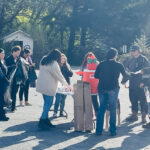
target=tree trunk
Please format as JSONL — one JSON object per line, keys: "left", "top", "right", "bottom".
{"left": 67, "top": 26, "right": 76, "bottom": 64}
{"left": 80, "top": 27, "right": 87, "bottom": 47}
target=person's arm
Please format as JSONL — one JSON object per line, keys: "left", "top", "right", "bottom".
{"left": 64, "top": 64, "right": 73, "bottom": 77}
{"left": 120, "top": 64, "right": 130, "bottom": 84}
{"left": 94, "top": 64, "right": 101, "bottom": 79}
{"left": 50, "top": 61, "right": 68, "bottom": 86}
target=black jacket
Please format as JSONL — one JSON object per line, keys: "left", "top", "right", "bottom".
{"left": 61, "top": 64, "right": 73, "bottom": 84}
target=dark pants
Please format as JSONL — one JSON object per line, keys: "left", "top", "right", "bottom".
{"left": 0, "top": 85, "right": 5, "bottom": 117}
{"left": 91, "top": 95, "right": 99, "bottom": 115}
{"left": 129, "top": 87, "right": 148, "bottom": 114}
{"left": 96, "top": 88, "right": 119, "bottom": 134}
{"left": 11, "top": 79, "right": 19, "bottom": 111}
{"left": 54, "top": 93, "right": 67, "bottom": 114}
{"left": 19, "top": 79, "right": 30, "bottom": 101}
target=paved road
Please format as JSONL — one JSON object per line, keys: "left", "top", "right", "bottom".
{"left": 0, "top": 68, "right": 150, "bottom": 150}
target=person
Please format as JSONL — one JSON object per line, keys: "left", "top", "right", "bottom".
{"left": 94, "top": 48, "right": 127, "bottom": 136}
{"left": 5, "top": 45, "right": 21, "bottom": 112}
{"left": 0, "top": 48, "right": 10, "bottom": 121}
{"left": 53, "top": 53, "right": 73, "bottom": 117}
{"left": 19, "top": 49, "right": 34, "bottom": 106}
{"left": 81, "top": 52, "right": 99, "bottom": 116}
{"left": 125, "top": 45, "right": 150, "bottom": 123}
{"left": 36, "top": 49, "right": 71, "bottom": 130}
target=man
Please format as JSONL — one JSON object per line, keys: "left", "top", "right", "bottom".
{"left": 5, "top": 45, "right": 21, "bottom": 112}
{"left": 94, "top": 48, "right": 127, "bottom": 136}
{"left": 125, "top": 45, "right": 150, "bottom": 123}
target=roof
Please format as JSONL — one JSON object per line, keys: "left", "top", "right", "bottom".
{"left": 3, "top": 30, "right": 32, "bottom": 40}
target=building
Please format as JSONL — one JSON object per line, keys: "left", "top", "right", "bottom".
{"left": 3, "top": 30, "right": 33, "bottom": 53}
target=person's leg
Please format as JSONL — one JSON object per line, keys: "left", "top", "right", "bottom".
{"left": 91, "top": 95, "right": 99, "bottom": 116}
{"left": 108, "top": 88, "right": 119, "bottom": 135}
{"left": 54, "top": 93, "right": 61, "bottom": 115}
{"left": 60, "top": 94, "right": 67, "bottom": 116}
{"left": 96, "top": 93, "right": 108, "bottom": 135}
{"left": 39, "top": 95, "right": 55, "bottom": 129}
{"left": 40, "top": 95, "right": 54, "bottom": 119}
{"left": 139, "top": 88, "right": 148, "bottom": 123}
{"left": 11, "top": 80, "right": 19, "bottom": 111}
{"left": 126, "top": 89, "right": 138, "bottom": 121}
{"left": 19, "top": 84, "right": 24, "bottom": 105}
{"left": 24, "top": 80, "right": 31, "bottom": 105}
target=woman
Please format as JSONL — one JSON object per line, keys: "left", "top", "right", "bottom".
{"left": 19, "top": 48, "right": 35, "bottom": 106}
{"left": 53, "top": 53, "right": 73, "bottom": 117}
{"left": 81, "top": 52, "right": 99, "bottom": 116}
{"left": 0, "top": 48, "right": 9, "bottom": 121}
{"left": 36, "top": 49, "right": 70, "bottom": 130}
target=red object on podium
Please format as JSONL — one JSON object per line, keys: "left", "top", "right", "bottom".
{"left": 76, "top": 54, "right": 99, "bottom": 94}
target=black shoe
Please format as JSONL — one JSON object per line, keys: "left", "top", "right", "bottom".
{"left": 96, "top": 132, "right": 102, "bottom": 136}
{"left": 38, "top": 119, "right": 51, "bottom": 130}
{"left": 126, "top": 115, "right": 138, "bottom": 122}
{"left": 45, "top": 119, "right": 56, "bottom": 128}
{"left": 143, "top": 122, "right": 150, "bottom": 128}
{"left": 0, "top": 116, "right": 9, "bottom": 121}
{"left": 59, "top": 113, "right": 66, "bottom": 117}
{"left": 110, "top": 132, "right": 116, "bottom": 136}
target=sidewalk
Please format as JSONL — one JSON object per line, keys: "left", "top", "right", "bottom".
{"left": 0, "top": 69, "right": 150, "bottom": 150}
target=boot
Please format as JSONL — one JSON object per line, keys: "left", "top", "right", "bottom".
{"left": 0, "top": 115, "right": 9, "bottom": 121}
{"left": 126, "top": 111, "right": 138, "bottom": 122}
{"left": 141, "top": 112, "right": 147, "bottom": 123}
{"left": 45, "top": 119, "right": 56, "bottom": 128}
{"left": 38, "top": 119, "right": 51, "bottom": 130}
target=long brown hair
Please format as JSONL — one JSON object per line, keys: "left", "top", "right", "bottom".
{"left": 60, "top": 53, "right": 71, "bottom": 69}
{"left": 81, "top": 52, "right": 96, "bottom": 70}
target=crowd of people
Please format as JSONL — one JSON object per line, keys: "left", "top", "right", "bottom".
{"left": 0, "top": 45, "right": 150, "bottom": 137}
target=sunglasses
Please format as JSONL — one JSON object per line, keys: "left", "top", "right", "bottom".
{"left": 87, "top": 58, "right": 97, "bottom": 64}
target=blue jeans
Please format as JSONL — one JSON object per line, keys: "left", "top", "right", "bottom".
{"left": 54, "top": 93, "right": 67, "bottom": 114}
{"left": 96, "top": 88, "right": 119, "bottom": 134}
{"left": 40, "top": 94, "right": 54, "bottom": 119}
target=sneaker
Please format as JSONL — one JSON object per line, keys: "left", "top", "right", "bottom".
{"left": 142, "top": 122, "right": 150, "bottom": 128}
{"left": 38, "top": 119, "right": 51, "bottom": 130}
{"left": 126, "top": 115, "right": 138, "bottom": 122}
{"left": 53, "top": 112, "right": 57, "bottom": 117}
{"left": 45, "top": 119, "right": 56, "bottom": 128}
{"left": 141, "top": 118, "right": 146, "bottom": 124}
{"left": 25, "top": 102, "right": 32, "bottom": 106}
{"left": 20, "top": 101, "right": 24, "bottom": 106}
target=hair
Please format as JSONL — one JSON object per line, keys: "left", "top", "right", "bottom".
{"left": 61, "top": 53, "right": 71, "bottom": 69}
{"left": 41, "top": 49, "right": 61, "bottom": 66}
{"left": 81, "top": 52, "right": 96, "bottom": 70}
{"left": 0, "top": 48, "right": 4, "bottom": 53}
{"left": 11, "top": 45, "right": 21, "bottom": 53}
{"left": 106, "top": 48, "right": 118, "bottom": 60}
{"left": 24, "top": 48, "right": 31, "bottom": 54}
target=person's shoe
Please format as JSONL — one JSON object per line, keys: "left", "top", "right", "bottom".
{"left": 142, "top": 122, "right": 150, "bottom": 128}
{"left": 59, "top": 113, "right": 66, "bottom": 117}
{"left": 126, "top": 115, "right": 138, "bottom": 122}
{"left": 45, "top": 119, "right": 56, "bottom": 128}
{"left": 25, "top": 102, "right": 32, "bottom": 106}
{"left": 20, "top": 101, "right": 24, "bottom": 106}
{"left": 96, "top": 132, "right": 102, "bottom": 136}
{"left": 141, "top": 112, "right": 147, "bottom": 123}
{"left": 110, "top": 132, "right": 116, "bottom": 136}
{"left": 0, "top": 116, "right": 9, "bottom": 121}
{"left": 38, "top": 119, "right": 51, "bottom": 130}
{"left": 53, "top": 112, "right": 57, "bottom": 118}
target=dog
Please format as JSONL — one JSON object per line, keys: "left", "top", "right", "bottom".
{"left": 105, "top": 99, "right": 121, "bottom": 130}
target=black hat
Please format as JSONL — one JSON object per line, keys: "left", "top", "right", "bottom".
{"left": 131, "top": 45, "right": 140, "bottom": 52}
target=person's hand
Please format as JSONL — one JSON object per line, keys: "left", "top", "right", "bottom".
{"left": 66, "top": 85, "right": 72, "bottom": 91}
{"left": 139, "top": 83, "right": 144, "bottom": 88}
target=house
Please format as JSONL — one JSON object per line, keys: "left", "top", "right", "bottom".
{"left": 3, "top": 30, "right": 33, "bottom": 53}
